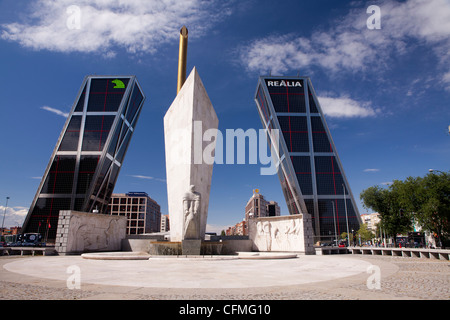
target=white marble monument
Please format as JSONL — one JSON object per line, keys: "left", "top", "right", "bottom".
{"left": 55, "top": 210, "right": 127, "bottom": 255}
{"left": 183, "top": 185, "right": 201, "bottom": 239}
{"left": 248, "top": 214, "right": 315, "bottom": 254}
{"left": 164, "top": 67, "right": 218, "bottom": 242}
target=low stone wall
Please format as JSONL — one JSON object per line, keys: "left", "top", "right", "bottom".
{"left": 122, "top": 237, "right": 253, "bottom": 255}
{"left": 55, "top": 210, "right": 127, "bottom": 255}
{"left": 121, "top": 235, "right": 165, "bottom": 253}
{"left": 221, "top": 239, "right": 253, "bottom": 255}
{"left": 347, "top": 246, "right": 450, "bottom": 260}
{"left": 248, "top": 214, "right": 315, "bottom": 254}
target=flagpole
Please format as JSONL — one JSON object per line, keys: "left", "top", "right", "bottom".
{"left": 1, "top": 197, "right": 10, "bottom": 234}
{"left": 44, "top": 217, "right": 50, "bottom": 244}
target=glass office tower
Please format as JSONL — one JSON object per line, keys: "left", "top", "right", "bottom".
{"left": 22, "top": 76, "right": 145, "bottom": 241}
{"left": 255, "top": 76, "right": 361, "bottom": 243}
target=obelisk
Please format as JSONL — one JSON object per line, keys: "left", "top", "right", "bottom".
{"left": 164, "top": 26, "right": 219, "bottom": 246}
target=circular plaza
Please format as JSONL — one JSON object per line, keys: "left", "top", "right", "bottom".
{"left": 0, "top": 254, "right": 448, "bottom": 300}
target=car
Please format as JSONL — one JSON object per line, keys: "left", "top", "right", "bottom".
{"left": 13, "top": 233, "right": 45, "bottom": 247}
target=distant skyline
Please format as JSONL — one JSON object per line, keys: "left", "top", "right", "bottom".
{"left": 1, "top": 0, "right": 449, "bottom": 234}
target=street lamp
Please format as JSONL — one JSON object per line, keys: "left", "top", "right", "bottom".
{"left": 1, "top": 197, "right": 10, "bottom": 234}
{"left": 331, "top": 201, "right": 338, "bottom": 246}
{"left": 351, "top": 228, "right": 354, "bottom": 247}
{"left": 343, "top": 184, "right": 350, "bottom": 247}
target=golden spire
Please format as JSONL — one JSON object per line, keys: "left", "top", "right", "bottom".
{"left": 177, "top": 26, "right": 188, "bottom": 94}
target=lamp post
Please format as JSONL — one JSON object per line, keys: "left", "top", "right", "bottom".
{"left": 331, "top": 201, "right": 338, "bottom": 246}
{"left": 343, "top": 184, "right": 350, "bottom": 247}
{"left": 351, "top": 228, "right": 354, "bottom": 247}
{"left": 1, "top": 197, "right": 10, "bottom": 234}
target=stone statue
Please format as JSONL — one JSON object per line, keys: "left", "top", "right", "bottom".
{"left": 183, "top": 185, "right": 201, "bottom": 239}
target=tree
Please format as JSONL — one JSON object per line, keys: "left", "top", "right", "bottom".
{"left": 414, "top": 172, "right": 450, "bottom": 247}
{"left": 360, "top": 183, "right": 412, "bottom": 246}
{"left": 356, "top": 223, "right": 375, "bottom": 243}
{"left": 360, "top": 171, "right": 450, "bottom": 248}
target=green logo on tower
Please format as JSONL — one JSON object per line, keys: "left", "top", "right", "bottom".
{"left": 112, "top": 79, "right": 125, "bottom": 89}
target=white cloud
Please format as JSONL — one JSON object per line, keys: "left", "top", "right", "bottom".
{"left": 443, "top": 72, "right": 450, "bottom": 82}
{"left": 1, "top": 0, "right": 232, "bottom": 56}
{"left": 318, "top": 94, "right": 378, "bottom": 118}
{"left": 41, "top": 106, "right": 69, "bottom": 118}
{"left": 238, "top": 0, "right": 450, "bottom": 87}
{"left": 129, "top": 175, "right": 166, "bottom": 183}
{"left": 0, "top": 206, "right": 28, "bottom": 228}
{"left": 442, "top": 71, "right": 450, "bottom": 90}
{"left": 363, "top": 168, "right": 380, "bottom": 172}
{"left": 206, "top": 224, "right": 229, "bottom": 235}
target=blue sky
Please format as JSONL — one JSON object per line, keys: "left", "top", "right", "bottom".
{"left": 0, "top": 0, "right": 449, "bottom": 233}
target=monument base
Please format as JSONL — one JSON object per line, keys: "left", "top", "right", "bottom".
{"left": 248, "top": 214, "right": 315, "bottom": 255}
{"left": 55, "top": 210, "right": 127, "bottom": 255}
{"left": 182, "top": 239, "right": 202, "bottom": 255}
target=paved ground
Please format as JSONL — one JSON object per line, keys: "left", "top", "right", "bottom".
{"left": 0, "top": 254, "right": 449, "bottom": 300}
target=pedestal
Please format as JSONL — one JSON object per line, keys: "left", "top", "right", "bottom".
{"left": 182, "top": 239, "right": 202, "bottom": 255}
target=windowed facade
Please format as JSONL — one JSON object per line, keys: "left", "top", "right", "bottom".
{"left": 254, "top": 76, "right": 361, "bottom": 242}
{"left": 22, "top": 76, "right": 145, "bottom": 241}
{"left": 107, "top": 193, "right": 161, "bottom": 235}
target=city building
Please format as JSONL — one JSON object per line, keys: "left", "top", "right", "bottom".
{"left": 245, "top": 190, "right": 280, "bottom": 222}
{"left": 254, "top": 76, "right": 361, "bottom": 243}
{"left": 226, "top": 219, "right": 247, "bottom": 236}
{"left": 242, "top": 190, "right": 280, "bottom": 236}
{"left": 107, "top": 192, "right": 161, "bottom": 235}
{"left": 0, "top": 226, "right": 22, "bottom": 236}
{"left": 267, "top": 201, "right": 281, "bottom": 217}
{"left": 361, "top": 213, "right": 380, "bottom": 232}
{"left": 22, "top": 76, "right": 145, "bottom": 241}
{"left": 235, "top": 220, "right": 247, "bottom": 235}
{"left": 160, "top": 214, "right": 170, "bottom": 232}
{"left": 245, "top": 189, "right": 268, "bottom": 221}
{"left": 225, "top": 225, "right": 236, "bottom": 236}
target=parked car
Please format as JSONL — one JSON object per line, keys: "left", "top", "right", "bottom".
{"left": 320, "top": 242, "right": 332, "bottom": 247}
{"left": 13, "top": 233, "right": 45, "bottom": 247}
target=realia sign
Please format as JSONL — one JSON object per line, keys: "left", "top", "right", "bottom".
{"left": 266, "top": 80, "right": 302, "bottom": 87}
